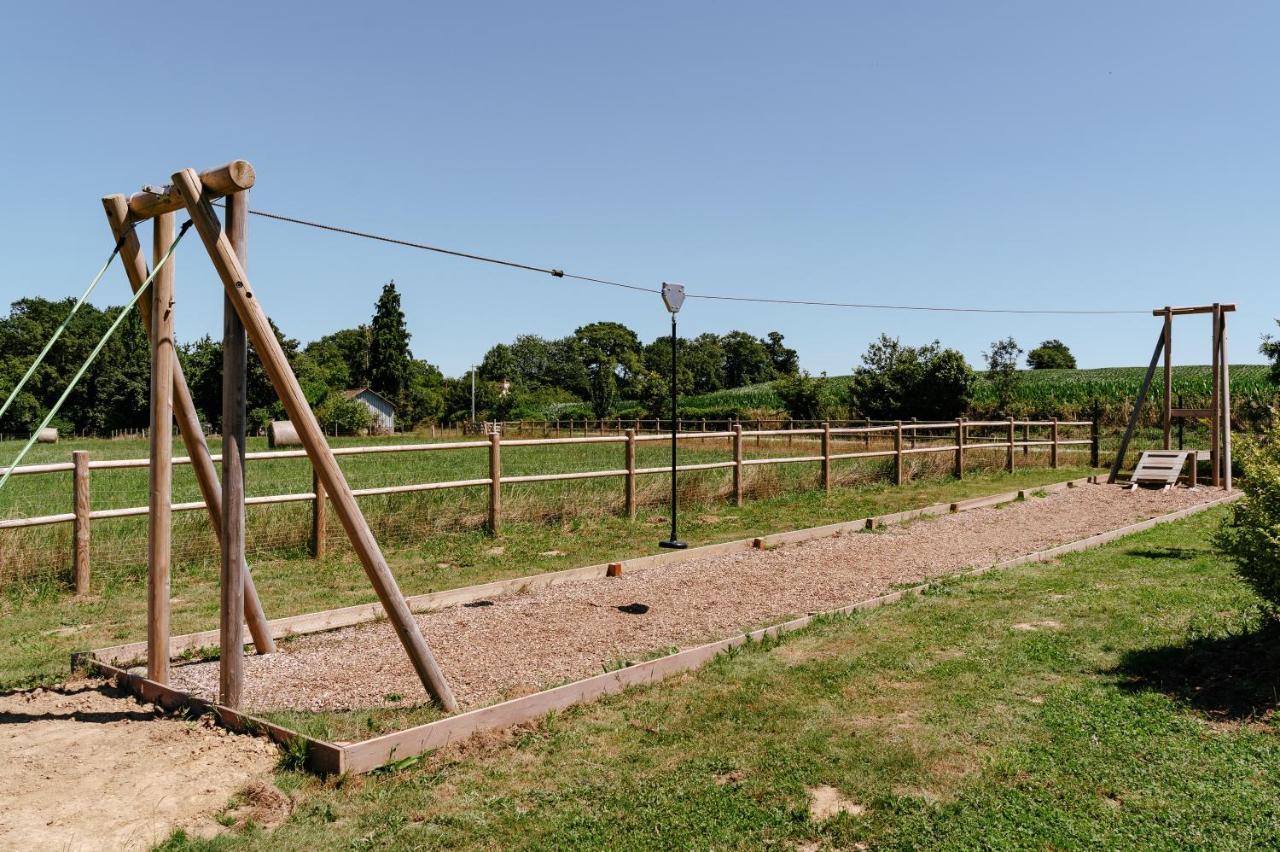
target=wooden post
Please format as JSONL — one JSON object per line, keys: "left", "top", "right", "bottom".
{"left": 1090, "top": 410, "right": 1100, "bottom": 468}
{"left": 624, "top": 428, "right": 637, "bottom": 519}
{"left": 1221, "top": 308, "right": 1232, "bottom": 491}
{"left": 1051, "top": 417, "right": 1059, "bottom": 469}
{"left": 72, "top": 450, "right": 90, "bottom": 595}
{"left": 1006, "top": 417, "right": 1016, "bottom": 473}
{"left": 101, "top": 195, "right": 274, "bottom": 656}
{"left": 220, "top": 191, "right": 248, "bottom": 707}
{"left": 732, "top": 423, "right": 744, "bottom": 506}
{"left": 1022, "top": 422, "right": 1029, "bottom": 457}
{"left": 954, "top": 418, "right": 964, "bottom": 479}
{"left": 894, "top": 420, "right": 904, "bottom": 485}
{"left": 311, "top": 467, "right": 327, "bottom": 557}
{"left": 910, "top": 417, "right": 917, "bottom": 449}
{"left": 821, "top": 421, "right": 831, "bottom": 494}
{"left": 147, "top": 212, "right": 176, "bottom": 684}
{"left": 488, "top": 431, "right": 502, "bottom": 535}
{"left": 173, "top": 168, "right": 456, "bottom": 711}
{"left": 1162, "top": 307, "right": 1173, "bottom": 450}
{"left": 864, "top": 417, "right": 871, "bottom": 448}
{"left": 1211, "top": 303, "right": 1221, "bottom": 487}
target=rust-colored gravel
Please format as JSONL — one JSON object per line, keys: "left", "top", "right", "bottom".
{"left": 169, "top": 484, "right": 1219, "bottom": 715}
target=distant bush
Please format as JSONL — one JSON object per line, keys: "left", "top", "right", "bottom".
{"left": 1215, "top": 421, "right": 1280, "bottom": 607}
{"left": 774, "top": 371, "right": 833, "bottom": 421}
{"left": 848, "top": 335, "right": 975, "bottom": 421}
{"left": 1027, "top": 339, "right": 1077, "bottom": 370}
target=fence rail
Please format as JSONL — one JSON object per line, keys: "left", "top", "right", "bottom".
{"left": 0, "top": 418, "right": 1097, "bottom": 590}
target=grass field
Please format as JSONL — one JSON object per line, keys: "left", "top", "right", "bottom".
{"left": 151, "top": 505, "right": 1278, "bottom": 850}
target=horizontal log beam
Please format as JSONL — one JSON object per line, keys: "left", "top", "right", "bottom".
{"left": 126, "top": 160, "right": 256, "bottom": 220}
{"left": 1151, "top": 304, "right": 1236, "bottom": 316}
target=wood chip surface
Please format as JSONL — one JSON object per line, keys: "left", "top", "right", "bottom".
{"left": 169, "top": 484, "right": 1218, "bottom": 714}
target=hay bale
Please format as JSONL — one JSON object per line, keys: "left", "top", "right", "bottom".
{"left": 35, "top": 427, "right": 58, "bottom": 444}
{"left": 267, "top": 420, "right": 301, "bottom": 448}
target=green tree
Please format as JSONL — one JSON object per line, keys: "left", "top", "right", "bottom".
{"left": 983, "top": 337, "right": 1023, "bottom": 414}
{"left": 574, "top": 322, "right": 642, "bottom": 417}
{"left": 721, "top": 331, "right": 774, "bottom": 388}
{"left": 1261, "top": 321, "right": 1280, "bottom": 385}
{"left": 763, "top": 331, "right": 800, "bottom": 376}
{"left": 368, "top": 281, "right": 411, "bottom": 405}
{"left": 1026, "top": 339, "right": 1077, "bottom": 370}
{"left": 848, "top": 335, "right": 975, "bottom": 420}
{"left": 1214, "top": 421, "right": 1280, "bottom": 605}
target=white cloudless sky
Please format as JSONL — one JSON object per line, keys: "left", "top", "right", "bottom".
{"left": 1, "top": 1, "right": 1275, "bottom": 376}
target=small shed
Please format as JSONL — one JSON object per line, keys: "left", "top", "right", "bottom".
{"left": 344, "top": 387, "right": 396, "bottom": 434}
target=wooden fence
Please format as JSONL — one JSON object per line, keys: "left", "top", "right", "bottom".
{"left": 0, "top": 418, "right": 1096, "bottom": 592}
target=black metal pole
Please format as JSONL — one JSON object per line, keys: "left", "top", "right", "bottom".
{"left": 660, "top": 314, "right": 686, "bottom": 549}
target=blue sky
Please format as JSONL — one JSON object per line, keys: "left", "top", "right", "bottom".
{"left": 1, "top": 2, "right": 1275, "bottom": 377}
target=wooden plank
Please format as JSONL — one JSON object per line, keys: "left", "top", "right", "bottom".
{"left": 147, "top": 212, "right": 175, "bottom": 684}
{"left": 1171, "top": 408, "right": 1214, "bottom": 419}
{"left": 72, "top": 450, "right": 90, "bottom": 595}
{"left": 172, "top": 167, "right": 457, "bottom": 712}
{"left": 221, "top": 190, "right": 248, "bottom": 708}
{"left": 341, "top": 487, "right": 1239, "bottom": 774}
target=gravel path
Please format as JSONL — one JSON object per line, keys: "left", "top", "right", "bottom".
{"left": 170, "top": 484, "right": 1219, "bottom": 715}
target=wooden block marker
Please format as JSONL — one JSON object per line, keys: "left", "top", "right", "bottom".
{"left": 606, "top": 562, "right": 623, "bottom": 577}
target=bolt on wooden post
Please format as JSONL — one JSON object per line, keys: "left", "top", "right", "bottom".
{"left": 488, "top": 430, "right": 502, "bottom": 535}
{"left": 624, "top": 428, "right": 637, "bottom": 519}
{"left": 72, "top": 450, "right": 90, "bottom": 595}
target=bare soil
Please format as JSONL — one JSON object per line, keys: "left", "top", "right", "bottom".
{"left": 0, "top": 681, "right": 278, "bottom": 851}
{"left": 169, "top": 484, "right": 1218, "bottom": 716}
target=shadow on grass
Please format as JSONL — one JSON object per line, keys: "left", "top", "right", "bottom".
{"left": 1110, "top": 619, "right": 1280, "bottom": 724}
{"left": 1123, "top": 546, "right": 1211, "bottom": 560}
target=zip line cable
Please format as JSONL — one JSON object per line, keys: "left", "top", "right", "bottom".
{"left": 223, "top": 202, "right": 1146, "bottom": 315}
{"left": 0, "top": 229, "right": 134, "bottom": 424}
{"left": 0, "top": 221, "right": 192, "bottom": 492}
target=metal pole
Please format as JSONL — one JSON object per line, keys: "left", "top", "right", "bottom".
{"left": 660, "top": 314, "right": 686, "bottom": 549}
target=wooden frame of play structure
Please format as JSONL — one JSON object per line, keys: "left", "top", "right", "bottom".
{"left": 101, "top": 161, "right": 457, "bottom": 713}
{"left": 1107, "top": 304, "right": 1234, "bottom": 490}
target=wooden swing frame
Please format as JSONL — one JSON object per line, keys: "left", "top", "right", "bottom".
{"left": 101, "top": 161, "right": 457, "bottom": 712}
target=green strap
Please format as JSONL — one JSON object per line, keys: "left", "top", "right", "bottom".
{"left": 0, "top": 221, "right": 192, "bottom": 492}
{"left": 0, "top": 233, "right": 130, "bottom": 423}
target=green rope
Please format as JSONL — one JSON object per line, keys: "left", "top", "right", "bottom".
{"left": 0, "top": 233, "right": 131, "bottom": 423}
{"left": 0, "top": 221, "right": 192, "bottom": 492}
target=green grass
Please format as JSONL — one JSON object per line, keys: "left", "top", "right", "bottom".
{"left": 156, "top": 507, "right": 1279, "bottom": 850}
{"left": 2, "top": 465, "right": 1088, "bottom": 692}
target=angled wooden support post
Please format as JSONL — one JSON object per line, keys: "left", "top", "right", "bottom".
{"left": 72, "top": 450, "right": 90, "bottom": 595}
{"left": 172, "top": 168, "right": 456, "bottom": 711}
{"left": 102, "top": 196, "right": 274, "bottom": 656}
{"left": 147, "top": 212, "right": 176, "bottom": 684}
{"left": 220, "top": 190, "right": 249, "bottom": 707}
{"left": 1108, "top": 330, "right": 1165, "bottom": 484}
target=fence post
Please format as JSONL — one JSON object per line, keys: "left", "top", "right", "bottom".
{"left": 954, "top": 418, "right": 965, "bottom": 479}
{"left": 72, "top": 450, "right": 90, "bottom": 595}
{"left": 310, "top": 467, "right": 327, "bottom": 559}
{"left": 894, "top": 420, "right": 904, "bottom": 485}
{"left": 488, "top": 430, "right": 502, "bottom": 535}
{"left": 1051, "top": 417, "right": 1059, "bottom": 469}
{"left": 625, "top": 428, "right": 637, "bottom": 519}
{"left": 821, "top": 421, "right": 831, "bottom": 494}
{"left": 910, "top": 417, "right": 917, "bottom": 449}
{"left": 1090, "top": 412, "right": 1100, "bottom": 468}
{"left": 1022, "top": 422, "right": 1029, "bottom": 457}
{"left": 1007, "top": 417, "right": 1016, "bottom": 473}
{"left": 733, "top": 423, "right": 744, "bottom": 506}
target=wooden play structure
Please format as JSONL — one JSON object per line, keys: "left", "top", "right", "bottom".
{"left": 101, "top": 161, "right": 456, "bottom": 712}
{"left": 1108, "top": 304, "right": 1234, "bottom": 490}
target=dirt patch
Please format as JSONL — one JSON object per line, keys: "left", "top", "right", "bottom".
{"left": 1012, "top": 620, "right": 1062, "bottom": 631}
{"left": 0, "top": 680, "right": 279, "bottom": 851}
{"left": 807, "top": 784, "right": 865, "bottom": 820}
{"left": 167, "top": 485, "right": 1218, "bottom": 715}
